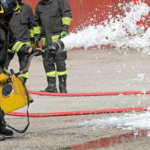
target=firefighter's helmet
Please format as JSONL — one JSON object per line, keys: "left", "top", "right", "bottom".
{"left": 0, "top": 0, "right": 19, "bottom": 17}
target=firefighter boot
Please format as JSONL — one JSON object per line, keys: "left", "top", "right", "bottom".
{"left": 0, "top": 126, "right": 13, "bottom": 137}
{"left": 58, "top": 75, "right": 67, "bottom": 93}
{"left": 44, "top": 77, "right": 58, "bottom": 93}
{"left": 0, "top": 114, "right": 13, "bottom": 137}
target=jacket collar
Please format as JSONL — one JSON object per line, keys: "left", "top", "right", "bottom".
{"left": 42, "top": 0, "right": 52, "bottom": 4}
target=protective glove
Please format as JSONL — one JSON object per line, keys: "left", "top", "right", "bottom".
{"left": 31, "top": 47, "right": 44, "bottom": 56}
{"left": 44, "top": 40, "right": 65, "bottom": 54}
{"left": 60, "top": 31, "right": 68, "bottom": 39}
{"left": 34, "top": 38, "right": 40, "bottom": 48}
{"left": 0, "top": 72, "right": 8, "bottom": 85}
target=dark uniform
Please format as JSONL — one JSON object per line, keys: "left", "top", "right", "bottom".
{"left": 34, "top": 0, "right": 72, "bottom": 93}
{"left": 4, "top": 0, "right": 34, "bottom": 84}
{"left": 0, "top": 0, "right": 42, "bottom": 141}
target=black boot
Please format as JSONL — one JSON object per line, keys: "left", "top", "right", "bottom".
{"left": 44, "top": 77, "right": 58, "bottom": 93}
{"left": 0, "top": 126, "right": 13, "bottom": 136}
{"left": 0, "top": 110, "right": 13, "bottom": 137}
{"left": 58, "top": 75, "right": 67, "bottom": 93}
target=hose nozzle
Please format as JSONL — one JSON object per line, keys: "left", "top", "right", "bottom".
{"left": 45, "top": 40, "right": 65, "bottom": 53}
{"left": 53, "top": 40, "right": 65, "bottom": 52}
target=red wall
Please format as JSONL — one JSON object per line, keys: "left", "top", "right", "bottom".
{"left": 22, "top": 0, "right": 150, "bottom": 32}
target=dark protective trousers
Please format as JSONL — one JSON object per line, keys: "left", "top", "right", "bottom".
{"left": 42, "top": 50, "right": 67, "bottom": 74}
{"left": 0, "top": 107, "right": 4, "bottom": 127}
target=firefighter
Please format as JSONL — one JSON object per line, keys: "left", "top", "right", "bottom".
{"left": 0, "top": 0, "right": 45, "bottom": 141}
{"left": 4, "top": 0, "right": 34, "bottom": 84}
{"left": 34, "top": 0, "right": 72, "bottom": 93}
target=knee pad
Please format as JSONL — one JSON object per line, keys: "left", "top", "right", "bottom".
{"left": 56, "top": 60, "right": 66, "bottom": 71}
{"left": 43, "top": 63, "right": 55, "bottom": 73}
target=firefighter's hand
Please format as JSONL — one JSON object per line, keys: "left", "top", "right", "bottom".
{"left": 60, "top": 31, "right": 68, "bottom": 39}
{"left": 34, "top": 38, "right": 40, "bottom": 48}
{"left": 0, "top": 73, "right": 8, "bottom": 84}
{"left": 44, "top": 42, "right": 58, "bottom": 54}
{"left": 30, "top": 47, "right": 44, "bottom": 56}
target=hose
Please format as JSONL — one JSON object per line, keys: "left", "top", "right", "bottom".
{"left": 7, "top": 107, "right": 149, "bottom": 117}
{"left": 28, "top": 90, "right": 150, "bottom": 97}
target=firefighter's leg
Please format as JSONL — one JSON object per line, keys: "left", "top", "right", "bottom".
{"left": 45, "top": 74, "right": 58, "bottom": 92}
{"left": 4, "top": 51, "right": 15, "bottom": 74}
{"left": 0, "top": 107, "right": 13, "bottom": 139}
{"left": 56, "top": 52, "right": 67, "bottom": 93}
{"left": 18, "top": 52, "right": 30, "bottom": 84}
{"left": 42, "top": 50, "right": 58, "bottom": 92}
{"left": 0, "top": 111, "right": 5, "bottom": 141}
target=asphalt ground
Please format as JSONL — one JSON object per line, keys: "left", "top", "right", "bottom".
{"left": 1, "top": 48, "right": 150, "bottom": 150}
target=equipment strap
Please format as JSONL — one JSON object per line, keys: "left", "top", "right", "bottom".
{"left": 4, "top": 86, "right": 30, "bottom": 134}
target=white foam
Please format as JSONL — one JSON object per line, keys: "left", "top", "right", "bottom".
{"left": 79, "top": 111, "right": 150, "bottom": 130}
{"left": 62, "top": 2, "right": 150, "bottom": 52}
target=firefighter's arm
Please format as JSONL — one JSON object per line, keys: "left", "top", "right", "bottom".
{"left": 59, "top": 0, "right": 72, "bottom": 38}
{"left": 8, "top": 39, "right": 43, "bottom": 56}
{"left": 18, "top": 44, "right": 44, "bottom": 55}
{"left": 0, "top": 33, "right": 8, "bottom": 84}
{"left": 33, "top": 25, "right": 41, "bottom": 48}
{"left": 33, "top": 6, "right": 41, "bottom": 47}
{"left": 8, "top": 29, "right": 43, "bottom": 55}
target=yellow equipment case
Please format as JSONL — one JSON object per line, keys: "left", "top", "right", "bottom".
{"left": 0, "top": 74, "right": 33, "bottom": 114}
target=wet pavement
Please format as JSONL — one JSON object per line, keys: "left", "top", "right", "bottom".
{"left": 1, "top": 49, "right": 150, "bottom": 149}
{"left": 70, "top": 129, "right": 150, "bottom": 150}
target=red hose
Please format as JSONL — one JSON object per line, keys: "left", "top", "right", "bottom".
{"left": 28, "top": 90, "right": 150, "bottom": 97}
{"left": 7, "top": 107, "right": 149, "bottom": 117}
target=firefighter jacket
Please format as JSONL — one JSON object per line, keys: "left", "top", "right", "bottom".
{"left": 0, "top": 22, "right": 32, "bottom": 73}
{"left": 9, "top": 3, "right": 34, "bottom": 44}
{"left": 34, "top": 0, "right": 72, "bottom": 43}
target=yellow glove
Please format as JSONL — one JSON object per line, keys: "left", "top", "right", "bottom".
{"left": 0, "top": 73, "right": 8, "bottom": 84}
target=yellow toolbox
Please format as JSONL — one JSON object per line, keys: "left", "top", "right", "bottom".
{"left": 0, "top": 74, "right": 33, "bottom": 114}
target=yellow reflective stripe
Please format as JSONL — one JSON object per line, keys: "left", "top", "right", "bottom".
{"left": 51, "top": 35, "right": 60, "bottom": 42}
{"left": 8, "top": 49, "right": 13, "bottom": 52}
{"left": 34, "top": 26, "right": 41, "bottom": 34}
{"left": 62, "top": 17, "right": 72, "bottom": 25}
{"left": 41, "top": 37, "right": 46, "bottom": 46}
{"left": 29, "top": 29, "right": 34, "bottom": 37}
{"left": 12, "top": 41, "right": 24, "bottom": 52}
{"left": 24, "top": 41, "right": 31, "bottom": 46}
{"left": 0, "top": 5, "right": 4, "bottom": 13}
{"left": 57, "top": 70, "right": 67, "bottom": 76}
{"left": 18, "top": 72, "right": 29, "bottom": 78}
{"left": 46, "top": 71, "right": 56, "bottom": 77}
{"left": 14, "top": 2, "right": 20, "bottom": 12}
{"left": 3, "top": 67, "right": 10, "bottom": 74}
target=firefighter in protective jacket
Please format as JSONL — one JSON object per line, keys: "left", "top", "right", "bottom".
{"left": 0, "top": 0, "right": 42, "bottom": 141}
{"left": 4, "top": 0, "right": 34, "bottom": 84}
{"left": 34, "top": 0, "right": 72, "bottom": 93}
